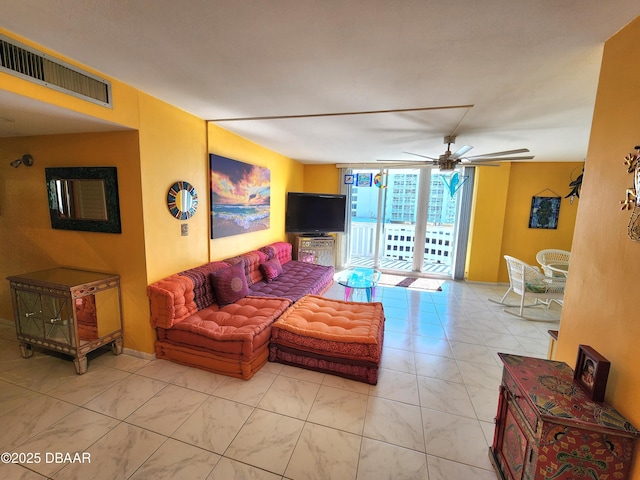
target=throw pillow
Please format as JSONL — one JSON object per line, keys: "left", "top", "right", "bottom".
{"left": 210, "top": 263, "right": 249, "bottom": 305}
{"left": 260, "top": 258, "right": 283, "bottom": 282}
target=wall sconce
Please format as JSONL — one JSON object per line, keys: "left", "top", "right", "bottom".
{"left": 10, "top": 154, "right": 34, "bottom": 168}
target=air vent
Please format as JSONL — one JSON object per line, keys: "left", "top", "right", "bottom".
{"left": 0, "top": 34, "right": 112, "bottom": 108}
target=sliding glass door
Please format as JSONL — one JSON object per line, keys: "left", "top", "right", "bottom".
{"left": 345, "top": 166, "right": 469, "bottom": 277}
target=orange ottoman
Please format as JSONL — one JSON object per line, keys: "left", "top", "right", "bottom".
{"left": 269, "top": 295, "right": 385, "bottom": 384}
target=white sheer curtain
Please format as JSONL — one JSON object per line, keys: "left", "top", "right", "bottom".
{"left": 452, "top": 166, "right": 475, "bottom": 280}
{"left": 335, "top": 167, "right": 353, "bottom": 270}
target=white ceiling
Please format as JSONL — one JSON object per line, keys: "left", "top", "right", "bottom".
{"left": 1, "top": 0, "right": 639, "bottom": 165}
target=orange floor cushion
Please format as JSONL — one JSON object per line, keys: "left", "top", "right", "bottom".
{"left": 269, "top": 295, "right": 385, "bottom": 384}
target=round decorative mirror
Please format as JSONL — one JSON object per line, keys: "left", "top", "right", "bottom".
{"left": 167, "top": 181, "right": 198, "bottom": 220}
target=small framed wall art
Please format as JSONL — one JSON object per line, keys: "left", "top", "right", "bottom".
{"left": 356, "top": 173, "right": 373, "bottom": 187}
{"left": 529, "top": 195, "right": 561, "bottom": 229}
{"left": 573, "top": 345, "right": 610, "bottom": 402}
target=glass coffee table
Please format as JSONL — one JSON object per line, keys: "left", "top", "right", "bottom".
{"left": 336, "top": 267, "right": 381, "bottom": 302}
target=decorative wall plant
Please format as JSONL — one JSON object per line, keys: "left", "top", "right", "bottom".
{"left": 620, "top": 145, "right": 640, "bottom": 241}
{"left": 565, "top": 167, "right": 583, "bottom": 204}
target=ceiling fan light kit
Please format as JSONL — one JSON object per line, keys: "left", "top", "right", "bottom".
{"left": 379, "top": 136, "right": 534, "bottom": 171}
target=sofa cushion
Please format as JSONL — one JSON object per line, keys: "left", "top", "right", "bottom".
{"left": 210, "top": 263, "right": 249, "bottom": 305}
{"left": 258, "top": 245, "right": 277, "bottom": 260}
{"left": 224, "top": 250, "right": 267, "bottom": 285}
{"left": 148, "top": 275, "right": 198, "bottom": 329}
{"left": 156, "top": 295, "right": 292, "bottom": 379}
{"left": 270, "top": 242, "right": 293, "bottom": 265}
{"left": 179, "top": 261, "right": 229, "bottom": 309}
{"left": 248, "top": 260, "right": 333, "bottom": 302}
{"left": 260, "top": 258, "right": 283, "bottom": 282}
{"left": 161, "top": 296, "right": 291, "bottom": 355}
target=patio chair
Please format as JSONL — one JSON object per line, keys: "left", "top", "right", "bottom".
{"left": 536, "top": 249, "right": 571, "bottom": 277}
{"left": 499, "top": 255, "right": 566, "bottom": 320}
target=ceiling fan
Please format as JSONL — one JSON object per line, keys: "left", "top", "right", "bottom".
{"left": 379, "top": 136, "right": 534, "bottom": 171}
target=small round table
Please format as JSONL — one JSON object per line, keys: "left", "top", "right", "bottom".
{"left": 336, "top": 267, "right": 381, "bottom": 302}
{"left": 545, "top": 262, "right": 569, "bottom": 277}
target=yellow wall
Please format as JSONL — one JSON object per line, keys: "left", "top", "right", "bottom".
{"left": 303, "top": 164, "right": 341, "bottom": 194}
{"left": 555, "top": 16, "right": 640, "bottom": 478}
{"left": 0, "top": 30, "right": 212, "bottom": 354}
{"left": 0, "top": 28, "right": 140, "bottom": 131}
{"left": 0, "top": 38, "right": 301, "bottom": 356}
{"left": 466, "top": 164, "right": 512, "bottom": 281}
{"left": 466, "top": 162, "right": 582, "bottom": 282}
{"left": 138, "top": 94, "right": 209, "bottom": 283}
{"left": 207, "top": 124, "right": 304, "bottom": 260}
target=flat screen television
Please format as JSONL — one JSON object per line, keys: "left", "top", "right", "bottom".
{"left": 285, "top": 192, "right": 347, "bottom": 234}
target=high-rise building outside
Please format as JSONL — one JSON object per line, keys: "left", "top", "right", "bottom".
{"left": 349, "top": 170, "right": 459, "bottom": 269}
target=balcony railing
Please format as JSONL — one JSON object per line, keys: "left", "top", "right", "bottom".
{"left": 348, "top": 221, "right": 452, "bottom": 276}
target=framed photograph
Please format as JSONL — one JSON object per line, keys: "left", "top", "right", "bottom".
{"left": 528, "top": 196, "right": 561, "bottom": 229}
{"left": 573, "top": 345, "right": 610, "bottom": 402}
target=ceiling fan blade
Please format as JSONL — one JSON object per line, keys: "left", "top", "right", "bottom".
{"left": 450, "top": 145, "right": 473, "bottom": 159}
{"left": 376, "top": 158, "right": 424, "bottom": 165}
{"left": 377, "top": 158, "right": 435, "bottom": 164}
{"left": 466, "top": 155, "right": 535, "bottom": 163}
{"left": 375, "top": 160, "right": 435, "bottom": 167}
{"left": 465, "top": 148, "right": 530, "bottom": 159}
{"left": 403, "top": 151, "right": 439, "bottom": 161}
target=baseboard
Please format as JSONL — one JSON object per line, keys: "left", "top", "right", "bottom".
{"left": 122, "top": 348, "right": 156, "bottom": 361}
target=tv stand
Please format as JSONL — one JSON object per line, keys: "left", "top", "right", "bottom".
{"left": 296, "top": 235, "right": 335, "bottom": 267}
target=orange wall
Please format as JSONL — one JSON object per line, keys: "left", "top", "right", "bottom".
{"left": 0, "top": 131, "right": 149, "bottom": 351}
{"left": 207, "top": 124, "right": 304, "bottom": 260}
{"left": 497, "top": 162, "right": 581, "bottom": 281}
{"left": 555, "top": 16, "right": 640, "bottom": 477}
{"left": 466, "top": 162, "right": 581, "bottom": 282}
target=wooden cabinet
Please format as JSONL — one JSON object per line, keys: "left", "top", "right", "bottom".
{"left": 490, "top": 354, "right": 640, "bottom": 480}
{"left": 296, "top": 235, "right": 335, "bottom": 267}
{"left": 7, "top": 267, "right": 123, "bottom": 374}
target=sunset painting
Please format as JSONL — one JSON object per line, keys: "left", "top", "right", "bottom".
{"left": 209, "top": 154, "right": 270, "bottom": 239}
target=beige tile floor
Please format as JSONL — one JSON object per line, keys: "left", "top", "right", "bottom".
{"left": 0, "top": 280, "right": 560, "bottom": 479}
